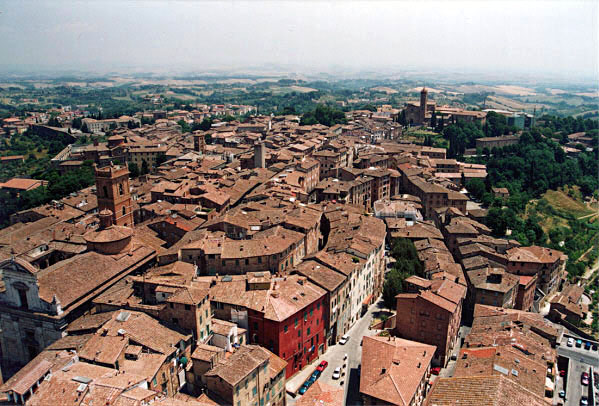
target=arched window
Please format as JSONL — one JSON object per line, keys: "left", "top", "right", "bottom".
{"left": 119, "top": 184, "right": 124, "bottom": 195}
{"left": 122, "top": 206, "right": 126, "bottom": 216}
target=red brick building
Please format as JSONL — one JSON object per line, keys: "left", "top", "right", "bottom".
{"left": 506, "top": 246, "right": 566, "bottom": 296}
{"left": 515, "top": 275, "right": 537, "bottom": 311}
{"left": 208, "top": 273, "right": 327, "bottom": 378}
{"left": 395, "top": 278, "right": 466, "bottom": 366}
{"left": 94, "top": 164, "right": 134, "bottom": 227}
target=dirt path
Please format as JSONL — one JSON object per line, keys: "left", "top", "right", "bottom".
{"left": 578, "top": 211, "right": 598, "bottom": 220}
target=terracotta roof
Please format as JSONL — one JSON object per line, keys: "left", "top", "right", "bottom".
{"left": 37, "top": 245, "right": 154, "bottom": 310}
{"left": 297, "top": 381, "right": 344, "bottom": 406}
{"left": 100, "top": 310, "right": 191, "bottom": 355}
{"left": 209, "top": 273, "right": 326, "bottom": 322}
{"left": 0, "top": 178, "right": 44, "bottom": 191}
{"left": 79, "top": 334, "right": 128, "bottom": 365}
{"left": 120, "top": 353, "right": 167, "bottom": 381}
{"left": 211, "top": 318, "right": 236, "bottom": 336}
{"left": 360, "top": 336, "right": 435, "bottom": 406}
{"left": 67, "top": 311, "right": 115, "bottom": 333}
{"left": 467, "top": 267, "right": 519, "bottom": 293}
{"left": 425, "top": 375, "right": 550, "bottom": 406}
{"left": 204, "top": 345, "right": 271, "bottom": 386}
{"left": 0, "top": 351, "right": 75, "bottom": 395}
{"left": 295, "top": 260, "right": 346, "bottom": 292}
{"left": 507, "top": 246, "right": 564, "bottom": 264}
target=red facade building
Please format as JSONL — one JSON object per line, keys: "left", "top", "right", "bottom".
{"left": 209, "top": 273, "right": 327, "bottom": 378}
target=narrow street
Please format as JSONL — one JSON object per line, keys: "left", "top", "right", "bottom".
{"left": 286, "top": 296, "right": 386, "bottom": 406}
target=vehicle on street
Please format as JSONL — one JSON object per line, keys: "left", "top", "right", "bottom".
{"left": 584, "top": 341, "right": 591, "bottom": 350}
{"left": 576, "top": 339, "right": 582, "bottom": 348}
{"left": 580, "top": 395, "right": 588, "bottom": 406}
{"left": 567, "top": 337, "right": 574, "bottom": 347}
{"left": 316, "top": 360, "right": 328, "bottom": 372}
{"left": 559, "top": 370, "right": 566, "bottom": 377}
{"left": 311, "top": 370, "right": 321, "bottom": 380}
{"left": 559, "top": 390, "right": 565, "bottom": 399}
{"left": 450, "top": 353, "right": 457, "bottom": 361}
{"left": 431, "top": 367, "right": 441, "bottom": 375}
{"left": 592, "top": 343, "right": 598, "bottom": 351}
{"left": 299, "top": 383, "right": 310, "bottom": 395}
{"left": 339, "top": 335, "right": 350, "bottom": 345}
{"left": 332, "top": 367, "right": 341, "bottom": 380}
{"left": 582, "top": 372, "right": 589, "bottom": 386}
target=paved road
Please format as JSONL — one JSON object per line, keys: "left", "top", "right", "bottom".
{"left": 557, "top": 333, "right": 599, "bottom": 406}
{"left": 564, "top": 357, "right": 588, "bottom": 406}
{"left": 558, "top": 346, "right": 599, "bottom": 368}
{"left": 286, "top": 296, "right": 385, "bottom": 406}
{"left": 439, "top": 326, "right": 471, "bottom": 378}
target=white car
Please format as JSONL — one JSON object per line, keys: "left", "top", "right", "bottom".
{"left": 567, "top": 337, "right": 574, "bottom": 347}
{"left": 339, "top": 335, "right": 350, "bottom": 345}
{"left": 332, "top": 367, "right": 341, "bottom": 380}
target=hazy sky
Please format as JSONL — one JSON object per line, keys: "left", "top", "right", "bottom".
{"left": 0, "top": 0, "right": 597, "bottom": 80}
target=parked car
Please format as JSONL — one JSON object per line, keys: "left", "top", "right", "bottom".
{"left": 576, "top": 339, "right": 583, "bottom": 348}
{"left": 559, "top": 370, "right": 566, "bottom": 377}
{"left": 584, "top": 341, "right": 591, "bottom": 350}
{"left": 431, "top": 367, "right": 441, "bottom": 375}
{"left": 339, "top": 335, "right": 350, "bottom": 345}
{"left": 567, "top": 337, "right": 574, "bottom": 347}
{"left": 311, "top": 370, "right": 321, "bottom": 380}
{"left": 582, "top": 372, "right": 589, "bottom": 386}
{"left": 299, "top": 383, "right": 310, "bottom": 395}
{"left": 559, "top": 390, "right": 565, "bottom": 399}
{"left": 580, "top": 395, "right": 588, "bottom": 406}
{"left": 332, "top": 367, "right": 341, "bottom": 380}
{"left": 307, "top": 376, "right": 317, "bottom": 386}
{"left": 592, "top": 343, "right": 598, "bottom": 351}
{"left": 316, "top": 360, "right": 328, "bottom": 372}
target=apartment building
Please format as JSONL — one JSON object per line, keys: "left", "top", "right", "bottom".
{"left": 395, "top": 278, "right": 466, "bottom": 366}
{"left": 203, "top": 345, "right": 286, "bottom": 406}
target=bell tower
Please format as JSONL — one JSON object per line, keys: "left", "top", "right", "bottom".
{"left": 419, "top": 87, "right": 428, "bottom": 125}
{"left": 94, "top": 163, "right": 134, "bottom": 227}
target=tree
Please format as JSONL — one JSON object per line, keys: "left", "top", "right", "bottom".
{"left": 486, "top": 207, "right": 509, "bottom": 236}
{"left": 128, "top": 162, "right": 140, "bottom": 178}
{"left": 281, "top": 106, "right": 297, "bottom": 115}
{"left": 178, "top": 120, "right": 191, "bottom": 133}
{"left": 72, "top": 117, "right": 82, "bottom": 129}
{"left": 141, "top": 160, "right": 149, "bottom": 175}
{"left": 47, "top": 116, "right": 61, "bottom": 127}
{"left": 221, "top": 115, "right": 235, "bottom": 122}
{"left": 127, "top": 120, "right": 140, "bottom": 129}
{"left": 197, "top": 117, "right": 213, "bottom": 131}
{"left": 300, "top": 104, "right": 347, "bottom": 127}
{"left": 430, "top": 112, "right": 437, "bottom": 128}
{"left": 81, "top": 122, "right": 90, "bottom": 133}
{"left": 466, "top": 178, "right": 486, "bottom": 201}
{"left": 383, "top": 270, "right": 404, "bottom": 309}
{"left": 361, "top": 104, "right": 377, "bottom": 112}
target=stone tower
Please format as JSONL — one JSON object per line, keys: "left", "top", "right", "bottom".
{"left": 193, "top": 131, "right": 206, "bottom": 154}
{"left": 95, "top": 163, "right": 134, "bottom": 227}
{"left": 254, "top": 142, "right": 265, "bottom": 169}
{"left": 419, "top": 87, "right": 428, "bottom": 125}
